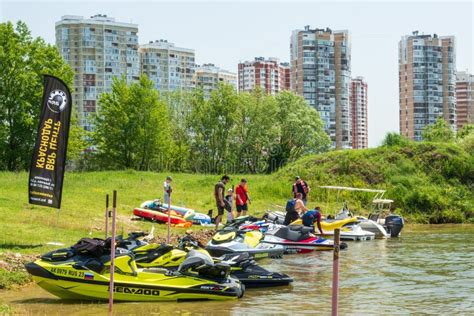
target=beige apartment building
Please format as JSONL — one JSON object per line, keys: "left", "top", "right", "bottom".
{"left": 290, "top": 26, "right": 352, "bottom": 149}
{"left": 351, "top": 77, "right": 368, "bottom": 149}
{"left": 55, "top": 14, "right": 140, "bottom": 130}
{"left": 139, "top": 39, "right": 195, "bottom": 92}
{"left": 195, "top": 63, "right": 237, "bottom": 97}
{"left": 399, "top": 32, "right": 456, "bottom": 141}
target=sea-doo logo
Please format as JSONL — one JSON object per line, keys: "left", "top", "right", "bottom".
{"left": 200, "top": 285, "right": 224, "bottom": 291}
{"left": 109, "top": 286, "right": 160, "bottom": 296}
{"left": 47, "top": 90, "right": 67, "bottom": 113}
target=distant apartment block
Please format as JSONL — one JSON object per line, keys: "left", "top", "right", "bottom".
{"left": 399, "top": 31, "right": 456, "bottom": 141}
{"left": 290, "top": 26, "right": 352, "bottom": 149}
{"left": 139, "top": 39, "right": 195, "bottom": 92}
{"left": 351, "top": 77, "right": 368, "bottom": 149}
{"left": 55, "top": 14, "right": 140, "bottom": 130}
{"left": 456, "top": 71, "right": 474, "bottom": 130}
{"left": 194, "top": 63, "right": 237, "bottom": 96}
{"left": 238, "top": 57, "right": 291, "bottom": 95}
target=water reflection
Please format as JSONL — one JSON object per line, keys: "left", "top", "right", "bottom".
{"left": 2, "top": 225, "right": 473, "bottom": 315}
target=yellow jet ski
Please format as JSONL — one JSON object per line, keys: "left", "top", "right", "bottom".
{"left": 290, "top": 216, "right": 358, "bottom": 230}
{"left": 25, "top": 239, "right": 244, "bottom": 302}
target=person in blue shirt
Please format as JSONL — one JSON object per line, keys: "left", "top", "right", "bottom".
{"left": 302, "top": 206, "right": 324, "bottom": 236}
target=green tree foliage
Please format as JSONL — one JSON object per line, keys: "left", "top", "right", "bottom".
{"left": 381, "top": 132, "right": 411, "bottom": 147}
{"left": 67, "top": 111, "right": 90, "bottom": 165}
{"left": 422, "top": 117, "right": 455, "bottom": 142}
{"left": 0, "top": 21, "right": 73, "bottom": 170}
{"left": 457, "top": 124, "right": 474, "bottom": 140}
{"left": 93, "top": 76, "right": 171, "bottom": 170}
{"left": 231, "top": 89, "right": 279, "bottom": 173}
{"left": 165, "top": 85, "right": 330, "bottom": 174}
{"left": 276, "top": 141, "right": 474, "bottom": 223}
{"left": 267, "top": 91, "right": 331, "bottom": 172}
{"left": 186, "top": 84, "right": 238, "bottom": 173}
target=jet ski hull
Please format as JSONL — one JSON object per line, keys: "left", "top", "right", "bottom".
{"left": 262, "top": 236, "right": 335, "bottom": 253}
{"left": 25, "top": 261, "right": 243, "bottom": 302}
{"left": 206, "top": 243, "right": 284, "bottom": 259}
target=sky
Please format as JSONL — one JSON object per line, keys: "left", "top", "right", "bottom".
{"left": 1, "top": 0, "right": 473, "bottom": 147}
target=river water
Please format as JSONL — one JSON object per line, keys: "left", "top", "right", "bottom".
{"left": 2, "top": 225, "right": 473, "bottom": 315}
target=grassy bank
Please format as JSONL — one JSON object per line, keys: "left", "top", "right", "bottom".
{"left": 0, "top": 141, "right": 472, "bottom": 289}
{"left": 275, "top": 142, "right": 473, "bottom": 223}
{"left": 0, "top": 171, "right": 291, "bottom": 289}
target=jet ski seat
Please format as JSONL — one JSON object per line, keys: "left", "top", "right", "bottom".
{"left": 134, "top": 244, "right": 174, "bottom": 263}
{"left": 288, "top": 225, "right": 314, "bottom": 234}
{"left": 178, "top": 250, "right": 231, "bottom": 280}
{"left": 273, "top": 226, "right": 310, "bottom": 242}
{"left": 41, "top": 248, "right": 76, "bottom": 262}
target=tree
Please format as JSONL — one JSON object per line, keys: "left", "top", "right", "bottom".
{"left": 67, "top": 111, "right": 90, "bottom": 167}
{"left": 457, "top": 124, "right": 474, "bottom": 140}
{"left": 231, "top": 89, "right": 279, "bottom": 173}
{"left": 162, "top": 90, "right": 193, "bottom": 172}
{"left": 267, "top": 91, "right": 331, "bottom": 172}
{"left": 92, "top": 76, "right": 172, "bottom": 170}
{"left": 187, "top": 84, "right": 238, "bottom": 173}
{"left": 381, "top": 132, "right": 411, "bottom": 147}
{"left": 0, "top": 21, "right": 73, "bottom": 170}
{"left": 422, "top": 117, "right": 455, "bottom": 142}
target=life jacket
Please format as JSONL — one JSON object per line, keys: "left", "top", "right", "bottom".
{"left": 285, "top": 199, "right": 296, "bottom": 213}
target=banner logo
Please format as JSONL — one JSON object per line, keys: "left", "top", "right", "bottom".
{"left": 47, "top": 90, "right": 68, "bottom": 113}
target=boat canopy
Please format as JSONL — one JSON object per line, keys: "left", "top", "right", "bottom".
{"left": 319, "top": 186, "right": 385, "bottom": 193}
{"left": 372, "top": 199, "right": 394, "bottom": 204}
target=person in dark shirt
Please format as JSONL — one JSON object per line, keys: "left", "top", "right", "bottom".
{"left": 302, "top": 206, "right": 324, "bottom": 236}
{"left": 292, "top": 176, "right": 310, "bottom": 205}
{"left": 214, "top": 175, "right": 230, "bottom": 229}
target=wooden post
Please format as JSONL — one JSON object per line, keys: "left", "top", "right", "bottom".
{"left": 332, "top": 228, "right": 340, "bottom": 316}
{"left": 105, "top": 194, "right": 109, "bottom": 239}
{"left": 108, "top": 190, "right": 117, "bottom": 315}
{"left": 167, "top": 192, "right": 171, "bottom": 243}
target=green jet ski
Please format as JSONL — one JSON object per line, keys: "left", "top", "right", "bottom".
{"left": 25, "top": 237, "right": 244, "bottom": 301}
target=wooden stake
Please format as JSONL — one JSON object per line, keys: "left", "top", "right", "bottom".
{"left": 332, "top": 228, "right": 340, "bottom": 316}
{"left": 108, "top": 190, "right": 117, "bottom": 315}
{"left": 105, "top": 194, "right": 109, "bottom": 239}
{"left": 167, "top": 192, "right": 171, "bottom": 243}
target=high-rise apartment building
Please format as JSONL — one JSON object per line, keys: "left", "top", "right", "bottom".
{"left": 399, "top": 31, "right": 456, "bottom": 141}
{"left": 280, "top": 62, "right": 291, "bottom": 93}
{"left": 290, "top": 26, "right": 352, "bottom": 149}
{"left": 238, "top": 57, "right": 291, "bottom": 94}
{"left": 455, "top": 71, "right": 473, "bottom": 130}
{"left": 194, "top": 63, "right": 237, "bottom": 96}
{"left": 56, "top": 14, "right": 140, "bottom": 130}
{"left": 139, "top": 39, "right": 195, "bottom": 92}
{"left": 350, "top": 77, "right": 368, "bottom": 149}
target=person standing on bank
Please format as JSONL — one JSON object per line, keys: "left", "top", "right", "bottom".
{"left": 235, "top": 178, "right": 250, "bottom": 217}
{"left": 214, "top": 175, "right": 230, "bottom": 229}
{"left": 292, "top": 176, "right": 310, "bottom": 205}
{"left": 164, "top": 176, "right": 172, "bottom": 205}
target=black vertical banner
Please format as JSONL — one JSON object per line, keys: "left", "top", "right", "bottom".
{"left": 28, "top": 75, "right": 72, "bottom": 209}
